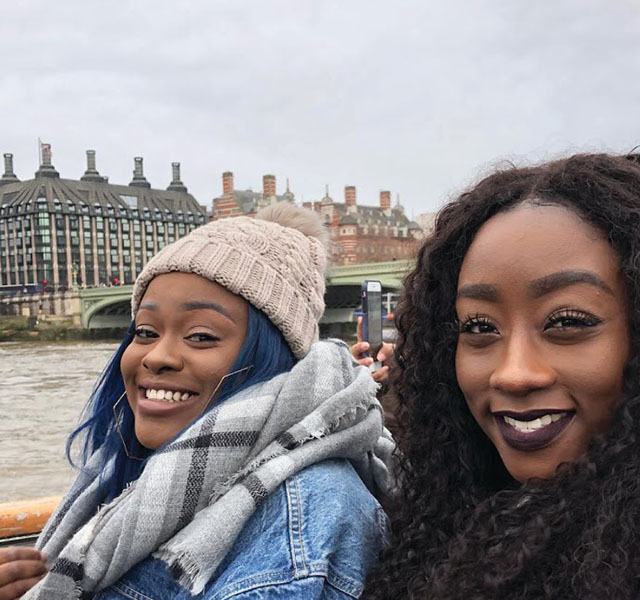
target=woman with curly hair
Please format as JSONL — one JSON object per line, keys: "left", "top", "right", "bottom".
{"left": 362, "top": 153, "right": 640, "bottom": 599}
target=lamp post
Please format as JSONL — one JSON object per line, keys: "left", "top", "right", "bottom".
{"left": 71, "top": 263, "right": 79, "bottom": 291}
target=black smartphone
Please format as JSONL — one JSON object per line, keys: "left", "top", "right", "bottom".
{"left": 361, "top": 279, "right": 383, "bottom": 368}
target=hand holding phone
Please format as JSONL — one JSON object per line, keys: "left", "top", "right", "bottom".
{"left": 361, "top": 280, "right": 383, "bottom": 371}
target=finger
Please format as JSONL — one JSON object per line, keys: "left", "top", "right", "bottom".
{"left": 0, "top": 559, "right": 47, "bottom": 587}
{"left": 0, "top": 548, "right": 44, "bottom": 566}
{"left": 357, "top": 357, "right": 374, "bottom": 368}
{"left": 351, "top": 341, "right": 369, "bottom": 360}
{"left": 0, "top": 571, "right": 46, "bottom": 599}
{"left": 372, "top": 366, "right": 390, "bottom": 383}
{"left": 377, "top": 342, "right": 396, "bottom": 363}
{"left": 356, "top": 316, "right": 363, "bottom": 343}
{"left": 382, "top": 342, "right": 395, "bottom": 355}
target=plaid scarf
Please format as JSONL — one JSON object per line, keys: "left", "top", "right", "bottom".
{"left": 25, "top": 340, "right": 393, "bottom": 599}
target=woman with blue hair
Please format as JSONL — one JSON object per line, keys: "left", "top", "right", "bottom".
{"left": 1, "top": 203, "right": 392, "bottom": 600}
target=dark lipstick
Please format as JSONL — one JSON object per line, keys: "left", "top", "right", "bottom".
{"left": 494, "top": 410, "right": 575, "bottom": 451}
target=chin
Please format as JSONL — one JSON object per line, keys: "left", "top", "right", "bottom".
{"left": 134, "top": 428, "right": 168, "bottom": 451}
{"left": 501, "top": 454, "right": 564, "bottom": 483}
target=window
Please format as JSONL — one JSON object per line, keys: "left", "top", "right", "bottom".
{"left": 120, "top": 195, "right": 138, "bottom": 209}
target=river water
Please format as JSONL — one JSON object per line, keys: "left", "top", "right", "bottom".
{"left": 1, "top": 340, "right": 119, "bottom": 502}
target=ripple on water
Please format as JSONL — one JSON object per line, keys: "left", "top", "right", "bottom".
{"left": 1, "top": 340, "right": 119, "bottom": 501}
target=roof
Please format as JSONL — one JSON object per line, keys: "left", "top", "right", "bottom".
{"left": 214, "top": 189, "right": 293, "bottom": 215}
{"left": 0, "top": 175, "right": 207, "bottom": 221}
{"left": 332, "top": 202, "right": 413, "bottom": 228}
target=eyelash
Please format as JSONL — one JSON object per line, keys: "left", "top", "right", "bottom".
{"left": 458, "top": 314, "right": 496, "bottom": 335}
{"left": 133, "top": 327, "right": 220, "bottom": 343}
{"left": 186, "top": 332, "right": 220, "bottom": 343}
{"left": 134, "top": 327, "right": 157, "bottom": 340}
{"left": 544, "top": 309, "right": 603, "bottom": 330}
{"left": 458, "top": 309, "right": 603, "bottom": 335}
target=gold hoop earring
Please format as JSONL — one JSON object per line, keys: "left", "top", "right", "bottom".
{"left": 199, "top": 365, "right": 253, "bottom": 416}
{"left": 113, "top": 391, "right": 145, "bottom": 461}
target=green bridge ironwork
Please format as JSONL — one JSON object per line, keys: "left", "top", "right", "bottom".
{"left": 80, "top": 260, "right": 413, "bottom": 328}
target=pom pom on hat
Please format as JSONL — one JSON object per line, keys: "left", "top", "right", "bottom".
{"left": 131, "top": 203, "right": 328, "bottom": 358}
{"left": 255, "top": 202, "right": 328, "bottom": 247}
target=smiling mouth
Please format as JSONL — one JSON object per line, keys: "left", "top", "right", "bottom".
{"left": 493, "top": 409, "right": 575, "bottom": 451}
{"left": 139, "top": 386, "right": 198, "bottom": 404}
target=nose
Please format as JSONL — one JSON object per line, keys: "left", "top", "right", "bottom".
{"left": 489, "top": 330, "right": 556, "bottom": 395}
{"left": 141, "top": 335, "right": 184, "bottom": 373}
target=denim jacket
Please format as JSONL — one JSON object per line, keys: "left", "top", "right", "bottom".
{"left": 94, "top": 458, "right": 388, "bottom": 599}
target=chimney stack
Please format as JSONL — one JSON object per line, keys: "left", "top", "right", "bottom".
{"left": 81, "top": 149, "right": 106, "bottom": 182}
{"left": 0, "top": 153, "right": 19, "bottom": 185}
{"left": 129, "top": 156, "right": 151, "bottom": 188}
{"left": 167, "top": 162, "right": 188, "bottom": 192}
{"left": 380, "top": 190, "right": 391, "bottom": 212}
{"left": 345, "top": 186, "right": 356, "bottom": 207}
{"left": 35, "top": 143, "right": 60, "bottom": 178}
{"left": 263, "top": 174, "right": 276, "bottom": 198}
{"left": 222, "top": 171, "right": 234, "bottom": 195}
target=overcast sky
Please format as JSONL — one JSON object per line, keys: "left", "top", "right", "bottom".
{"left": 1, "top": 0, "right": 639, "bottom": 217}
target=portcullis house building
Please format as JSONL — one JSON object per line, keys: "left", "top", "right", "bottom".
{"left": 0, "top": 147, "right": 206, "bottom": 290}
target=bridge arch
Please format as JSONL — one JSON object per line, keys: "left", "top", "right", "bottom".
{"left": 77, "top": 261, "right": 413, "bottom": 329}
{"left": 81, "top": 286, "right": 133, "bottom": 328}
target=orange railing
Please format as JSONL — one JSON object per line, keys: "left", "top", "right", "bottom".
{"left": 0, "top": 496, "right": 61, "bottom": 546}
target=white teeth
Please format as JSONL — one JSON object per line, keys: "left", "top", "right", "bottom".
{"left": 144, "top": 389, "right": 192, "bottom": 403}
{"left": 503, "top": 412, "right": 567, "bottom": 433}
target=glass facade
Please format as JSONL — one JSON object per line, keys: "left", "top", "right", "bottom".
{"left": 0, "top": 183, "right": 206, "bottom": 289}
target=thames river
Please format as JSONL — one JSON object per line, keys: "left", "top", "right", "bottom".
{"left": 0, "top": 340, "right": 119, "bottom": 502}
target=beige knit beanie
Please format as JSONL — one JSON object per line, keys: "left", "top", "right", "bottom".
{"left": 131, "top": 203, "right": 328, "bottom": 359}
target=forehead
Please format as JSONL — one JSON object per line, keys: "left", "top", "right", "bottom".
{"left": 458, "top": 204, "right": 621, "bottom": 287}
{"left": 141, "top": 272, "right": 247, "bottom": 315}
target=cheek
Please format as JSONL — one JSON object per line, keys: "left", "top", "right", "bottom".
{"left": 565, "top": 354, "right": 627, "bottom": 429}
{"left": 455, "top": 344, "right": 488, "bottom": 400}
{"left": 120, "top": 345, "right": 137, "bottom": 381}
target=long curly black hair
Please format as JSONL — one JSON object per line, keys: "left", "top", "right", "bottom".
{"left": 363, "top": 154, "right": 640, "bottom": 599}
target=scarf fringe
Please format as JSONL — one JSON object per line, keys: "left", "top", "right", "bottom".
{"left": 153, "top": 547, "right": 207, "bottom": 594}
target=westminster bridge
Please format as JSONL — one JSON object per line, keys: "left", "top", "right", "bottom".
{"left": 0, "top": 260, "right": 411, "bottom": 331}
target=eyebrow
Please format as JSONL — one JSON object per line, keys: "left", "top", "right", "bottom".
{"left": 456, "top": 283, "right": 499, "bottom": 301}
{"left": 456, "top": 269, "right": 614, "bottom": 302}
{"left": 529, "top": 270, "right": 614, "bottom": 298}
{"left": 137, "top": 300, "right": 236, "bottom": 322}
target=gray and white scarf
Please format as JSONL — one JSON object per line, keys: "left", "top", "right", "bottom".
{"left": 25, "top": 340, "right": 394, "bottom": 599}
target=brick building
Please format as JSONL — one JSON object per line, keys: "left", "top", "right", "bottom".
{"left": 0, "top": 147, "right": 206, "bottom": 290}
{"left": 211, "top": 172, "right": 295, "bottom": 220}
{"left": 303, "top": 186, "right": 422, "bottom": 265}
{"left": 211, "top": 173, "right": 423, "bottom": 265}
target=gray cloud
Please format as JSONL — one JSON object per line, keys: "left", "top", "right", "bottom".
{"left": 1, "top": 0, "right": 639, "bottom": 216}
